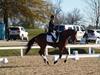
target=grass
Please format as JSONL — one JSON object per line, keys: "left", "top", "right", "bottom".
{"left": 26, "top": 28, "right": 45, "bottom": 40}
{"left": 0, "top": 49, "right": 40, "bottom": 57}
{"left": 0, "top": 50, "right": 21, "bottom": 57}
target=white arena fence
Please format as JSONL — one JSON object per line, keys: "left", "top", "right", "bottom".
{"left": 0, "top": 44, "right": 100, "bottom": 60}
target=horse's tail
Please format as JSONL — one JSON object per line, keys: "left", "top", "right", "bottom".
{"left": 25, "top": 37, "right": 36, "bottom": 55}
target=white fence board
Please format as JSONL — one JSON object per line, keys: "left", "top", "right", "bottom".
{"left": 0, "top": 44, "right": 100, "bottom": 57}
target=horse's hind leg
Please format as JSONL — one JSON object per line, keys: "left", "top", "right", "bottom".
{"left": 39, "top": 47, "right": 49, "bottom": 65}
{"left": 64, "top": 47, "right": 68, "bottom": 63}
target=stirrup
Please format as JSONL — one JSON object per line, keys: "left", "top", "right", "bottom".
{"left": 56, "top": 38, "right": 59, "bottom": 43}
{"left": 51, "top": 32, "right": 56, "bottom": 39}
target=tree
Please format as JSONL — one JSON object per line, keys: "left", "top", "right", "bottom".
{"left": 65, "top": 8, "right": 82, "bottom": 25}
{"left": 46, "top": 0, "right": 64, "bottom": 24}
{"left": 0, "top": 0, "right": 49, "bottom": 40}
{"left": 84, "top": 0, "right": 100, "bottom": 29}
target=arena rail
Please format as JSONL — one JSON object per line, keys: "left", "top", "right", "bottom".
{"left": 0, "top": 44, "right": 100, "bottom": 58}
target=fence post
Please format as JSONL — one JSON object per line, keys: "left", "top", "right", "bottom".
{"left": 88, "top": 47, "right": 92, "bottom": 54}
{"left": 21, "top": 48, "right": 23, "bottom": 57}
{"left": 68, "top": 47, "right": 71, "bottom": 55}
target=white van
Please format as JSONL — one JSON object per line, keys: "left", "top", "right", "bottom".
{"left": 64, "top": 25, "right": 85, "bottom": 41}
{"left": 9, "top": 26, "right": 28, "bottom": 41}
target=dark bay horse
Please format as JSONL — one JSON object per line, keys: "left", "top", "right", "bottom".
{"left": 25, "top": 29, "right": 77, "bottom": 64}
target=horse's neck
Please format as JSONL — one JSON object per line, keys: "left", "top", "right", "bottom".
{"left": 61, "top": 32, "right": 69, "bottom": 38}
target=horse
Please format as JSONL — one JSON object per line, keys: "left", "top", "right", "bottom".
{"left": 25, "top": 29, "right": 77, "bottom": 64}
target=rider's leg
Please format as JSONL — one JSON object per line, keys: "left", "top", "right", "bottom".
{"left": 51, "top": 32, "right": 57, "bottom": 43}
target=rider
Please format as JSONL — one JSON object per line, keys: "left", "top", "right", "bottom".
{"left": 48, "top": 15, "right": 57, "bottom": 43}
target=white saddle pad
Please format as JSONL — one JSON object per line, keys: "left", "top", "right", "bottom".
{"left": 46, "top": 35, "right": 53, "bottom": 43}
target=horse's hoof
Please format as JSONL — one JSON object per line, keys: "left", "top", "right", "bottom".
{"left": 54, "top": 61, "right": 58, "bottom": 64}
{"left": 44, "top": 59, "right": 49, "bottom": 65}
{"left": 64, "top": 60, "right": 67, "bottom": 63}
{"left": 47, "top": 61, "right": 49, "bottom": 65}
{"left": 44, "top": 59, "right": 46, "bottom": 63}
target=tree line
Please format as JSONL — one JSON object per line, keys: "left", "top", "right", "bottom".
{"left": 0, "top": 0, "right": 55, "bottom": 40}
{"left": 0, "top": 0, "right": 100, "bottom": 40}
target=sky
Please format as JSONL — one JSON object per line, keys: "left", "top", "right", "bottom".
{"left": 51, "top": 0, "right": 87, "bottom": 14}
{"left": 51, "top": 0, "right": 89, "bottom": 25}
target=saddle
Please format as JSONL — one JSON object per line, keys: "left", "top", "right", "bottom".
{"left": 46, "top": 32, "right": 59, "bottom": 43}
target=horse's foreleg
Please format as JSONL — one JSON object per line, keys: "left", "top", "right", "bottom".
{"left": 54, "top": 47, "right": 63, "bottom": 64}
{"left": 42, "top": 55, "right": 49, "bottom": 64}
{"left": 54, "top": 51, "right": 62, "bottom": 64}
{"left": 39, "top": 48, "right": 49, "bottom": 65}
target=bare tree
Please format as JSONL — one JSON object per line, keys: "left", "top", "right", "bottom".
{"left": 47, "top": 0, "right": 64, "bottom": 24}
{"left": 65, "top": 8, "right": 82, "bottom": 25}
{"left": 85, "top": 0, "right": 100, "bottom": 29}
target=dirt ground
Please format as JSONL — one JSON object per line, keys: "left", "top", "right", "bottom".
{"left": 0, "top": 56, "right": 100, "bottom": 75}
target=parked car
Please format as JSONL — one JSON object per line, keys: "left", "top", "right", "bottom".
{"left": 86, "top": 29, "right": 100, "bottom": 41}
{"left": 9, "top": 26, "right": 28, "bottom": 41}
{"left": 93, "top": 29, "right": 100, "bottom": 38}
{"left": 87, "top": 30, "right": 96, "bottom": 41}
{"left": 64, "top": 25, "right": 85, "bottom": 41}
{"left": 84, "top": 29, "right": 97, "bottom": 41}
{"left": 54, "top": 24, "right": 85, "bottom": 42}
{"left": 55, "top": 25, "right": 65, "bottom": 32}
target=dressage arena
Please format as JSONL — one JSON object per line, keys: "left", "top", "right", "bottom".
{"left": 0, "top": 41, "right": 100, "bottom": 75}
{"left": 0, "top": 56, "right": 100, "bottom": 75}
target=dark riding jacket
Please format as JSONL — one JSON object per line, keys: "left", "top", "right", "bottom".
{"left": 48, "top": 20, "right": 55, "bottom": 33}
